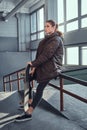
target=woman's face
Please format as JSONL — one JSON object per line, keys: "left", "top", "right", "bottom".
{"left": 44, "top": 22, "right": 55, "bottom": 35}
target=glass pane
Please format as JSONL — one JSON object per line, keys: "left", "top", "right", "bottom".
{"left": 66, "top": 21, "right": 78, "bottom": 32}
{"left": 59, "top": 25, "right": 64, "bottom": 33}
{"left": 82, "top": 46, "right": 87, "bottom": 65}
{"left": 31, "top": 13, "right": 36, "bottom": 33}
{"left": 38, "top": 31, "right": 44, "bottom": 39}
{"left": 66, "top": 0, "right": 78, "bottom": 20}
{"left": 37, "top": 8, "right": 44, "bottom": 31}
{"left": 31, "top": 34, "right": 37, "bottom": 41}
{"left": 81, "top": 17, "right": 87, "bottom": 28}
{"left": 57, "top": 0, "right": 64, "bottom": 23}
{"left": 31, "top": 51, "right": 37, "bottom": 60}
{"left": 81, "top": 0, "right": 87, "bottom": 15}
{"left": 67, "top": 47, "right": 79, "bottom": 65}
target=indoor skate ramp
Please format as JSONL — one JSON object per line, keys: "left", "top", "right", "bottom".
{"left": 0, "top": 90, "right": 86, "bottom": 130}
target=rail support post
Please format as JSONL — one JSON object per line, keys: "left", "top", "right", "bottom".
{"left": 60, "top": 77, "right": 64, "bottom": 111}
{"left": 3, "top": 77, "right": 6, "bottom": 92}
{"left": 9, "top": 75, "right": 12, "bottom": 91}
{"left": 17, "top": 72, "right": 21, "bottom": 91}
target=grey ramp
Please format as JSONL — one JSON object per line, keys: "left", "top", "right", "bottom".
{"left": 0, "top": 90, "right": 86, "bottom": 130}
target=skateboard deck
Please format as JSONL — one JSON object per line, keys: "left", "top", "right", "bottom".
{"left": 24, "top": 64, "right": 32, "bottom": 111}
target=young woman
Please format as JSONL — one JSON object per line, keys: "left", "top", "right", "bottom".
{"left": 15, "top": 20, "right": 64, "bottom": 122}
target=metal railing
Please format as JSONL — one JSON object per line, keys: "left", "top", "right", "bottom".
{"left": 49, "top": 67, "right": 87, "bottom": 111}
{"left": 3, "top": 67, "right": 25, "bottom": 91}
{"left": 3, "top": 67, "right": 87, "bottom": 111}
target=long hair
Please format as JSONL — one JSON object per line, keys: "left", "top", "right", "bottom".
{"left": 55, "top": 23, "right": 63, "bottom": 37}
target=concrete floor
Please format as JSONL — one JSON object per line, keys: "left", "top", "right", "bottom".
{"left": 0, "top": 82, "right": 87, "bottom": 130}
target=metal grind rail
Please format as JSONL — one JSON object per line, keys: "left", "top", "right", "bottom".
{"left": 3, "top": 67, "right": 87, "bottom": 111}
{"left": 3, "top": 67, "right": 25, "bottom": 91}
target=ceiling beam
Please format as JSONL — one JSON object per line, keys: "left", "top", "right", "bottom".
{"left": 3, "top": 0, "right": 29, "bottom": 21}
{"left": 0, "top": 0, "right": 4, "bottom": 3}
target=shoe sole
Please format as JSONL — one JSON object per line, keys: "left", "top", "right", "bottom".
{"left": 15, "top": 118, "right": 32, "bottom": 122}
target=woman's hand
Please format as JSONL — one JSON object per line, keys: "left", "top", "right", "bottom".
{"left": 30, "top": 67, "right": 36, "bottom": 76}
{"left": 27, "top": 61, "right": 35, "bottom": 76}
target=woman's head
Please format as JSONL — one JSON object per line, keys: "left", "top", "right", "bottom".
{"left": 44, "top": 20, "right": 56, "bottom": 35}
{"left": 44, "top": 20, "right": 63, "bottom": 37}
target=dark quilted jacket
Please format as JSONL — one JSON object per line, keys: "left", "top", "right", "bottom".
{"left": 32, "top": 32, "right": 64, "bottom": 83}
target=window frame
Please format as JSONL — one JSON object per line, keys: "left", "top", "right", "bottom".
{"left": 30, "top": 6, "right": 45, "bottom": 41}
{"left": 57, "top": 0, "right": 87, "bottom": 33}
{"left": 64, "top": 43, "right": 87, "bottom": 66}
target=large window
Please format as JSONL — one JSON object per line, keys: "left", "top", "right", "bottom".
{"left": 81, "top": 0, "right": 87, "bottom": 29}
{"left": 30, "top": 12, "right": 37, "bottom": 41}
{"left": 57, "top": 0, "right": 64, "bottom": 33}
{"left": 81, "top": 0, "right": 87, "bottom": 15}
{"left": 37, "top": 8, "right": 44, "bottom": 31}
{"left": 57, "top": 0, "right": 87, "bottom": 32}
{"left": 57, "top": 0, "right": 87, "bottom": 66}
{"left": 66, "top": 0, "right": 78, "bottom": 21}
{"left": 66, "top": 47, "right": 79, "bottom": 65}
{"left": 30, "top": 7, "right": 44, "bottom": 41}
{"left": 66, "top": 21, "right": 78, "bottom": 32}
{"left": 31, "top": 13, "right": 36, "bottom": 33}
{"left": 57, "top": 0, "right": 64, "bottom": 23}
{"left": 82, "top": 46, "right": 87, "bottom": 65}
{"left": 81, "top": 17, "right": 87, "bottom": 28}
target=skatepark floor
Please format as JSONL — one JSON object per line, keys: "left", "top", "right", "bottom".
{"left": 0, "top": 80, "right": 87, "bottom": 130}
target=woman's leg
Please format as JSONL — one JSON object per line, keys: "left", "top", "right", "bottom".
{"left": 26, "top": 80, "right": 49, "bottom": 114}
{"left": 15, "top": 80, "right": 49, "bottom": 122}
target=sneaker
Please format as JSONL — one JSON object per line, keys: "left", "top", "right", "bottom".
{"left": 15, "top": 113, "right": 32, "bottom": 122}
